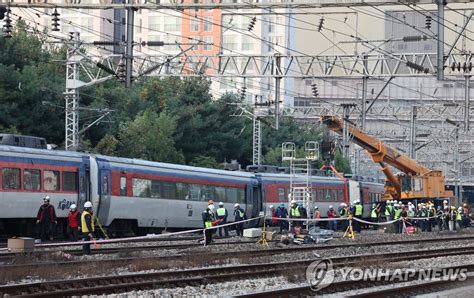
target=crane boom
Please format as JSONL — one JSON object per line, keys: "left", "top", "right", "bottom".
{"left": 321, "top": 116, "right": 453, "bottom": 201}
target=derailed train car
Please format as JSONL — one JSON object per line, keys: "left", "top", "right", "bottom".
{"left": 0, "top": 145, "right": 383, "bottom": 237}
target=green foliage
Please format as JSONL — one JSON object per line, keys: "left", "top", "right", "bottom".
{"left": 117, "top": 109, "right": 184, "bottom": 164}
{"left": 334, "top": 150, "right": 352, "bottom": 174}
{"left": 189, "top": 156, "right": 220, "bottom": 169}
{"left": 94, "top": 134, "right": 119, "bottom": 156}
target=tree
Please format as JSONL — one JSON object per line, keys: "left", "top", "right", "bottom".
{"left": 94, "top": 134, "right": 119, "bottom": 156}
{"left": 334, "top": 149, "right": 352, "bottom": 174}
{"left": 189, "top": 156, "right": 220, "bottom": 169}
{"left": 117, "top": 109, "right": 184, "bottom": 164}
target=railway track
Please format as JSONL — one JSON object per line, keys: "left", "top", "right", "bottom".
{"left": 240, "top": 265, "right": 474, "bottom": 297}
{"left": 1, "top": 245, "right": 474, "bottom": 296}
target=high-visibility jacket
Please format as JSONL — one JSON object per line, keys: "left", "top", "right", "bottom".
{"left": 456, "top": 211, "right": 462, "bottom": 221}
{"left": 385, "top": 205, "right": 393, "bottom": 216}
{"left": 290, "top": 207, "right": 301, "bottom": 217}
{"left": 339, "top": 208, "right": 347, "bottom": 217}
{"left": 355, "top": 204, "right": 363, "bottom": 216}
{"left": 408, "top": 210, "right": 415, "bottom": 217}
{"left": 371, "top": 208, "right": 378, "bottom": 218}
{"left": 216, "top": 207, "right": 227, "bottom": 217}
{"left": 81, "top": 210, "right": 95, "bottom": 233}
{"left": 394, "top": 209, "right": 402, "bottom": 219}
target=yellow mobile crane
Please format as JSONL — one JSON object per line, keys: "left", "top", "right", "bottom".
{"left": 321, "top": 116, "right": 453, "bottom": 201}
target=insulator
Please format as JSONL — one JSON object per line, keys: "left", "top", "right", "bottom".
{"left": 425, "top": 15, "right": 432, "bottom": 29}
{"left": 146, "top": 41, "right": 165, "bottom": 47}
{"left": 248, "top": 17, "right": 256, "bottom": 32}
{"left": 406, "top": 61, "right": 426, "bottom": 73}
{"left": 317, "top": 17, "right": 324, "bottom": 32}
{"left": 51, "top": 8, "right": 60, "bottom": 32}
{"left": 3, "top": 15, "right": 12, "bottom": 38}
{"left": 311, "top": 83, "right": 318, "bottom": 97}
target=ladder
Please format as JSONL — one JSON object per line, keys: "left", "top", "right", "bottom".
{"left": 282, "top": 142, "right": 319, "bottom": 218}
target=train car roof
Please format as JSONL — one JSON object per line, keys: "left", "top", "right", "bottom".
{"left": 255, "top": 172, "right": 345, "bottom": 182}
{"left": 95, "top": 154, "right": 256, "bottom": 179}
{"left": 0, "top": 145, "right": 88, "bottom": 159}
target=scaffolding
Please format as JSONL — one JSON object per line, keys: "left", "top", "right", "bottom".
{"left": 282, "top": 142, "right": 319, "bottom": 218}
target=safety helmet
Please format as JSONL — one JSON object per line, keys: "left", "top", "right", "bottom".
{"left": 314, "top": 206, "right": 319, "bottom": 209}
{"left": 340, "top": 203, "right": 345, "bottom": 206}
{"left": 329, "top": 205, "right": 333, "bottom": 209}
{"left": 84, "top": 201, "right": 92, "bottom": 208}
{"left": 209, "top": 204, "right": 215, "bottom": 210}
{"left": 443, "top": 200, "right": 448, "bottom": 204}
{"left": 451, "top": 206, "right": 456, "bottom": 210}
{"left": 70, "top": 204, "right": 77, "bottom": 210}
{"left": 234, "top": 203, "right": 239, "bottom": 208}
{"left": 269, "top": 205, "right": 274, "bottom": 209}
{"left": 372, "top": 203, "right": 376, "bottom": 207}
{"left": 394, "top": 203, "right": 399, "bottom": 207}
{"left": 354, "top": 200, "right": 359, "bottom": 204}
{"left": 458, "top": 207, "right": 463, "bottom": 211}
{"left": 463, "top": 203, "right": 468, "bottom": 207}
{"left": 408, "top": 202, "right": 412, "bottom": 205}
{"left": 290, "top": 200, "right": 296, "bottom": 204}
{"left": 43, "top": 196, "right": 50, "bottom": 201}
{"left": 218, "top": 202, "right": 224, "bottom": 206}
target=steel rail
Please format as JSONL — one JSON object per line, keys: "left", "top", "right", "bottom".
{"left": 1, "top": 245, "right": 474, "bottom": 296}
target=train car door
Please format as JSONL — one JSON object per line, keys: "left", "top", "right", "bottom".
{"left": 77, "top": 156, "right": 90, "bottom": 210}
{"left": 97, "top": 166, "right": 112, "bottom": 227}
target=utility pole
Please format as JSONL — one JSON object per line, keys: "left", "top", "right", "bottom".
{"left": 454, "top": 124, "right": 460, "bottom": 205}
{"left": 274, "top": 53, "right": 282, "bottom": 130}
{"left": 65, "top": 32, "right": 81, "bottom": 151}
{"left": 409, "top": 105, "right": 417, "bottom": 159}
{"left": 341, "top": 103, "right": 356, "bottom": 159}
{"left": 125, "top": 6, "right": 135, "bottom": 87}
{"left": 355, "top": 55, "right": 369, "bottom": 174}
{"left": 252, "top": 114, "right": 262, "bottom": 166}
{"left": 437, "top": 0, "right": 445, "bottom": 80}
{"left": 465, "top": 74, "right": 471, "bottom": 132}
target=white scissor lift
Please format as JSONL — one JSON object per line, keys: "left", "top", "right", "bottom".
{"left": 282, "top": 142, "right": 319, "bottom": 229}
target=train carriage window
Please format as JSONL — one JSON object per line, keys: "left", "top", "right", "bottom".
{"left": 120, "top": 177, "right": 127, "bottom": 196}
{"left": 132, "top": 178, "right": 151, "bottom": 197}
{"left": 189, "top": 184, "right": 201, "bottom": 201}
{"left": 201, "top": 185, "right": 215, "bottom": 202}
{"left": 318, "top": 189, "right": 324, "bottom": 202}
{"left": 177, "top": 183, "right": 190, "bottom": 200}
{"left": 3, "top": 168, "right": 20, "bottom": 190}
{"left": 44, "top": 170, "right": 60, "bottom": 191}
{"left": 150, "top": 180, "right": 161, "bottom": 198}
{"left": 278, "top": 188, "right": 285, "bottom": 202}
{"left": 332, "top": 190, "right": 338, "bottom": 201}
{"left": 226, "top": 187, "right": 238, "bottom": 203}
{"left": 63, "top": 172, "right": 78, "bottom": 192}
{"left": 24, "top": 169, "right": 41, "bottom": 191}
{"left": 312, "top": 189, "right": 317, "bottom": 201}
{"left": 237, "top": 188, "right": 245, "bottom": 204}
{"left": 325, "top": 189, "right": 331, "bottom": 201}
{"left": 102, "top": 176, "right": 108, "bottom": 195}
{"left": 338, "top": 190, "right": 344, "bottom": 202}
{"left": 161, "top": 181, "right": 177, "bottom": 199}
{"left": 215, "top": 186, "right": 226, "bottom": 202}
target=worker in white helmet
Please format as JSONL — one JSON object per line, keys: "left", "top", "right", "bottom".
{"left": 352, "top": 199, "right": 363, "bottom": 234}
{"left": 81, "top": 201, "right": 94, "bottom": 255}
{"left": 234, "top": 203, "right": 246, "bottom": 236}
{"left": 313, "top": 206, "right": 321, "bottom": 228}
{"left": 289, "top": 199, "right": 303, "bottom": 233}
{"left": 385, "top": 200, "right": 394, "bottom": 222}
{"left": 216, "top": 202, "right": 229, "bottom": 238}
{"left": 327, "top": 205, "right": 337, "bottom": 231}
{"left": 67, "top": 204, "right": 81, "bottom": 242}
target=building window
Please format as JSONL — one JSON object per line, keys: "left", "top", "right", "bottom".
{"left": 163, "top": 36, "right": 181, "bottom": 51}
{"left": 149, "top": 16, "right": 160, "bottom": 31}
{"left": 223, "top": 35, "right": 237, "bottom": 51}
{"left": 203, "top": 16, "right": 213, "bottom": 32}
{"left": 241, "top": 35, "right": 253, "bottom": 51}
{"left": 164, "top": 16, "right": 180, "bottom": 31}
{"left": 3, "top": 168, "right": 21, "bottom": 190}
{"left": 203, "top": 36, "right": 213, "bottom": 51}
{"left": 190, "top": 18, "right": 199, "bottom": 32}
{"left": 62, "top": 171, "right": 78, "bottom": 192}
{"left": 44, "top": 170, "right": 60, "bottom": 191}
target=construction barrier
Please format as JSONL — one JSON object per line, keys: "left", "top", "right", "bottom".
{"left": 34, "top": 216, "right": 264, "bottom": 248}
